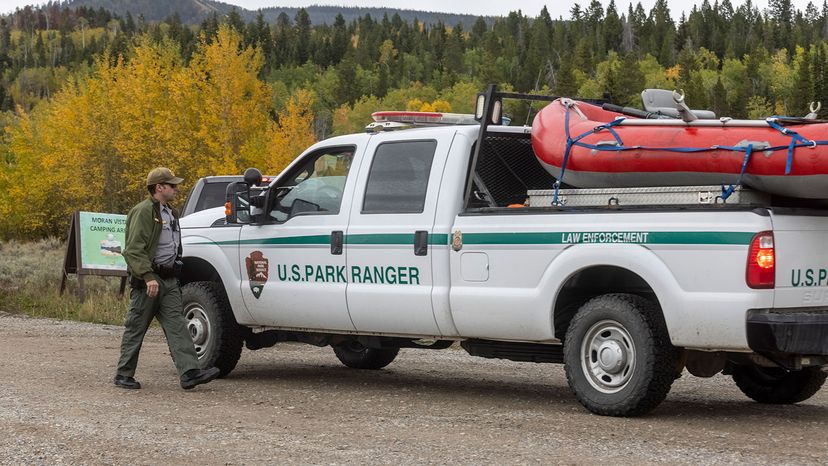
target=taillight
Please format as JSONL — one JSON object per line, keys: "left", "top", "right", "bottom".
{"left": 746, "top": 231, "right": 774, "bottom": 289}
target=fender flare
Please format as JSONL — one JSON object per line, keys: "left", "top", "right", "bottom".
{"left": 537, "top": 243, "right": 684, "bottom": 341}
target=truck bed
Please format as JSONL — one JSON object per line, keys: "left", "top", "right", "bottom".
{"left": 471, "top": 127, "right": 828, "bottom": 211}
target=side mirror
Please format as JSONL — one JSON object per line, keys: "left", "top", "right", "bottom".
{"left": 225, "top": 181, "right": 250, "bottom": 224}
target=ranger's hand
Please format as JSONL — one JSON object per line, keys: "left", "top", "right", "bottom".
{"left": 146, "top": 280, "right": 159, "bottom": 298}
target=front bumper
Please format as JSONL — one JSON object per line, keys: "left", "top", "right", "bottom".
{"left": 747, "top": 308, "right": 828, "bottom": 356}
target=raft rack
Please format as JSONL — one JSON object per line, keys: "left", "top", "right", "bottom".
{"left": 527, "top": 185, "right": 769, "bottom": 208}
{"left": 467, "top": 85, "right": 828, "bottom": 210}
{"left": 466, "top": 85, "right": 615, "bottom": 210}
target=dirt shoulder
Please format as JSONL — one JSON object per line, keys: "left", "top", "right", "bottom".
{"left": 0, "top": 312, "right": 826, "bottom": 465}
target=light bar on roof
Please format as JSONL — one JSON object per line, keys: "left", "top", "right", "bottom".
{"left": 371, "top": 111, "right": 481, "bottom": 126}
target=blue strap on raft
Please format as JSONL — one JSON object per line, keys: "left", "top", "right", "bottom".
{"left": 552, "top": 103, "right": 827, "bottom": 205}
{"left": 765, "top": 118, "right": 818, "bottom": 175}
{"left": 553, "top": 106, "right": 626, "bottom": 203}
{"left": 721, "top": 144, "right": 753, "bottom": 201}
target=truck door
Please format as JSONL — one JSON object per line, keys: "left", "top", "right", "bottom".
{"left": 345, "top": 134, "right": 450, "bottom": 335}
{"left": 238, "top": 146, "right": 359, "bottom": 331}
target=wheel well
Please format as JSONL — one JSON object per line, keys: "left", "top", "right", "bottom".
{"left": 180, "top": 256, "right": 222, "bottom": 287}
{"left": 553, "top": 266, "right": 660, "bottom": 341}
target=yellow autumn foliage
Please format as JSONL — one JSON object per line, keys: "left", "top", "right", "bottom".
{"left": 0, "top": 26, "right": 316, "bottom": 239}
{"left": 267, "top": 89, "right": 317, "bottom": 174}
{"left": 406, "top": 98, "right": 453, "bottom": 112}
{"left": 664, "top": 65, "right": 681, "bottom": 82}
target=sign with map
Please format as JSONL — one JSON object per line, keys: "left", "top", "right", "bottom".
{"left": 61, "top": 211, "right": 128, "bottom": 302}
{"left": 78, "top": 212, "right": 128, "bottom": 271}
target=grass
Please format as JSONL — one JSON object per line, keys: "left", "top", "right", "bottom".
{"left": 0, "top": 238, "right": 129, "bottom": 325}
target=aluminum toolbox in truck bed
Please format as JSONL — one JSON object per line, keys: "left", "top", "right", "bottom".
{"left": 527, "top": 185, "right": 770, "bottom": 207}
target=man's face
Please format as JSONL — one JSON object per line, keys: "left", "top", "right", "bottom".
{"left": 157, "top": 183, "right": 179, "bottom": 202}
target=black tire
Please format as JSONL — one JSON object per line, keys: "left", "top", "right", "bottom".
{"left": 732, "top": 364, "right": 827, "bottom": 404}
{"left": 333, "top": 341, "right": 400, "bottom": 370}
{"left": 181, "top": 281, "right": 243, "bottom": 377}
{"left": 563, "top": 293, "right": 680, "bottom": 417}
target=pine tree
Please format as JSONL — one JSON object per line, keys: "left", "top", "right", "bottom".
{"left": 615, "top": 52, "right": 645, "bottom": 106}
{"left": 200, "top": 13, "right": 219, "bottom": 43}
{"left": 523, "top": 8, "right": 553, "bottom": 90}
{"left": 710, "top": 76, "right": 728, "bottom": 116}
{"left": 124, "top": 12, "right": 135, "bottom": 35}
{"left": 225, "top": 9, "right": 245, "bottom": 33}
{"left": 34, "top": 32, "right": 46, "bottom": 66}
{"left": 604, "top": 1, "right": 623, "bottom": 52}
{"left": 791, "top": 45, "right": 814, "bottom": 114}
{"left": 331, "top": 14, "right": 348, "bottom": 64}
{"left": 471, "top": 17, "right": 487, "bottom": 44}
{"left": 294, "top": 9, "right": 312, "bottom": 65}
{"left": 272, "top": 12, "right": 292, "bottom": 65}
{"left": 814, "top": 43, "right": 828, "bottom": 115}
{"left": 770, "top": 0, "right": 795, "bottom": 51}
{"left": 443, "top": 24, "right": 465, "bottom": 78}
{"left": 554, "top": 57, "right": 578, "bottom": 97}
{"left": 650, "top": 0, "right": 676, "bottom": 65}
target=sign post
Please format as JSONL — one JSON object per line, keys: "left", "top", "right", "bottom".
{"left": 61, "top": 211, "right": 128, "bottom": 302}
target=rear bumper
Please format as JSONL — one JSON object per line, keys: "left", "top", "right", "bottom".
{"left": 746, "top": 308, "right": 828, "bottom": 356}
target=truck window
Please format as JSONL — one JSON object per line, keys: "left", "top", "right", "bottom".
{"left": 270, "top": 148, "right": 355, "bottom": 222}
{"left": 194, "top": 182, "right": 232, "bottom": 213}
{"left": 362, "top": 140, "right": 437, "bottom": 214}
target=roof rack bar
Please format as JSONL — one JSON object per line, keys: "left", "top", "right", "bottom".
{"left": 464, "top": 84, "right": 498, "bottom": 209}
{"left": 496, "top": 92, "right": 559, "bottom": 102}
{"left": 462, "top": 86, "right": 611, "bottom": 208}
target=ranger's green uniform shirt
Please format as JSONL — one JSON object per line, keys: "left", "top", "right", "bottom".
{"left": 123, "top": 197, "right": 181, "bottom": 283}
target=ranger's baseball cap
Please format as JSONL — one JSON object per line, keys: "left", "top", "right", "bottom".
{"left": 146, "top": 167, "right": 184, "bottom": 186}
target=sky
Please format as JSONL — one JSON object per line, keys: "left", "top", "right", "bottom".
{"left": 0, "top": 0, "right": 820, "bottom": 18}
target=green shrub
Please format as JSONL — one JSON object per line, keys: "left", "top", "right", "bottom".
{"left": 0, "top": 239, "right": 129, "bottom": 325}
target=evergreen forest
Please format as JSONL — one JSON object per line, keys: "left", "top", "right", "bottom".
{"left": 0, "top": 0, "right": 826, "bottom": 238}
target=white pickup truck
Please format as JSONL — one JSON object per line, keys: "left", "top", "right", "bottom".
{"left": 178, "top": 87, "right": 828, "bottom": 416}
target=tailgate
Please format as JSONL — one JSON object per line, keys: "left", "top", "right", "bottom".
{"left": 772, "top": 211, "right": 828, "bottom": 308}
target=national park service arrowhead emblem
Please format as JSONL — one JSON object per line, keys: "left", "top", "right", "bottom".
{"left": 245, "top": 251, "right": 268, "bottom": 299}
{"left": 451, "top": 229, "right": 463, "bottom": 251}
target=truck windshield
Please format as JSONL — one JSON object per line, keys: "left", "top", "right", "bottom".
{"left": 270, "top": 148, "right": 355, "bottom": 222}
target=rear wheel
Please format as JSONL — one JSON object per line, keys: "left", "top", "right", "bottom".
{"left": 333, "top": 341, "right": 400, "bottom": 370}
{"left": 563, "top": 293, "right": 680, "bottom": 417}
{"left": 181, "top": 281, "right": 243, "bottom": 377}
{"left": 731, "top": 364, "right": 827, "bottom": 404}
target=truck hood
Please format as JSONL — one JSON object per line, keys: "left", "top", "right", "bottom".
{"left": 179, "top": 206, "right": 226, "bottom": 229}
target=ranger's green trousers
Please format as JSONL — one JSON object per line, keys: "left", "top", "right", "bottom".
{"left": 116, "top": 277, "right": 200, "bottom": 378}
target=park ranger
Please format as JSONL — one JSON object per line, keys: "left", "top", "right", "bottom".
{"left": 113, "top": 167, "right": 220, "bottom": 390}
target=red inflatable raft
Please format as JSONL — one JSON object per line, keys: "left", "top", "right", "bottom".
{"left": 531, "top": 98, "right": 828, "bottom": 199}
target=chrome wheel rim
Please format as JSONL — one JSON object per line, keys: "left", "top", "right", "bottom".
{"left": 581, "top": 319, "right": 636, "bottom": 393}
{"left": 185, "top": 304, "right": 211, "bottom": 359}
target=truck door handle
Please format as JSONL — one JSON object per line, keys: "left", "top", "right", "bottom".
{"left": 331, "top": 230, "right": 343, "bottom": 255}
{"left": 414, "top": 230, "right": 428, "bottom": 256}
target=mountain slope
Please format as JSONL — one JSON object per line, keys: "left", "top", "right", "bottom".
{"left": 62, "top": 0, "right": 494, "bottom": 28}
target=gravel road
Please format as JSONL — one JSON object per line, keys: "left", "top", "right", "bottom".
{"left": 0, "top": 312, "right": 826, "bottom": 465}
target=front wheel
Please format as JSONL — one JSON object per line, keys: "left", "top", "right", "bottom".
{"left": 732, "top": 364, "right": 827, "bottom": 404}
{"left": 333, "top": 341, "right": 399, "bottom": 370}
{"left": 181, "top": 281, "right": 243, "bottom": 377}
{"left": 563, "top": 293, "right": 680, "bottom": 417}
